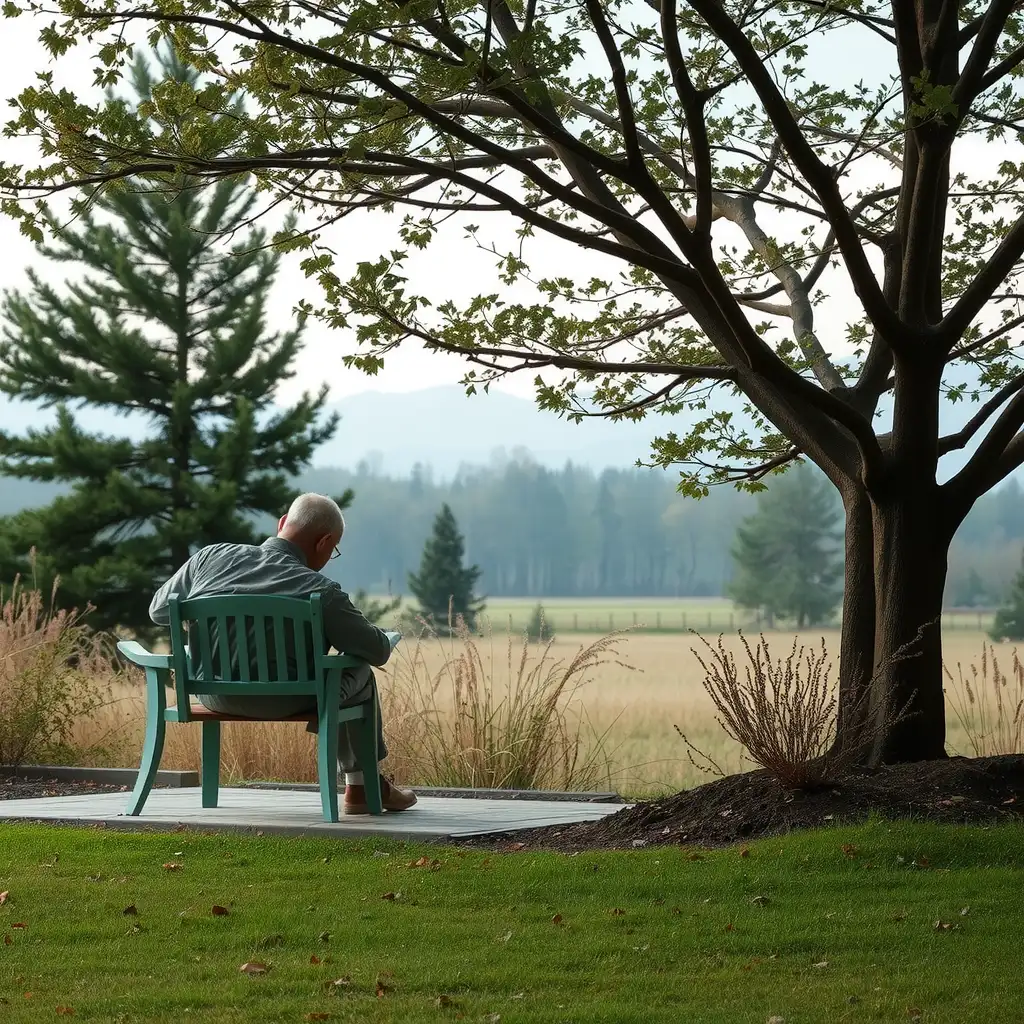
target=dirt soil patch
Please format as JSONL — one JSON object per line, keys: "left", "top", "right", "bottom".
{"left": 1, "top": 775, "right": 134, "bottom": 801}
{"left": 448, "top": 755, "right": 1024, "bottom": 852}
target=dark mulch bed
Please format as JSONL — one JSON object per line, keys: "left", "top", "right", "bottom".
{"left": 1, "top": 775, "right": 132, "bottom": 801}
{"left": 448, "top": 755, "right": 1024, "bottom": 852}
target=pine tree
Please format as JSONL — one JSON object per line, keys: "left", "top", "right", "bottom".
{"left": 408, "top": 504, "right": 485, "bottom": 630}
{"left": 991, "top": 551, "right": 1024, "bottom": 641}
{"left": 0, "top": 50, "right": 343, "bottom": 634}
{"left": 728, "top": 465, "right": 844, "bottom": 628}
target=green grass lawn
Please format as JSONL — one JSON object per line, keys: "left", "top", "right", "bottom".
{"left": 1, "top": 820, "right": 1020, "bottom": 1022}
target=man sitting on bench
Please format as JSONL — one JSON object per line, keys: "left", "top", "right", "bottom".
{"left": 148, "top": 492, "right": 417, "bottom": 815}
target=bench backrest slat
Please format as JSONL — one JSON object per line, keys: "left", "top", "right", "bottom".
{"left": 166, "top": 594, "right": 328, "bottom": 716}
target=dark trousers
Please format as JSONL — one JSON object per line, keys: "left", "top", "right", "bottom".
{"left": 197, "top": 664, "right": 387, "bottom": 773}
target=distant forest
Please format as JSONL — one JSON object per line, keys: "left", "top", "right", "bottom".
{"left": 2, "top": 457, "right": 1021, "bottom": 605}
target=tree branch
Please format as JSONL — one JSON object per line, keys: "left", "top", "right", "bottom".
{"left": 937, "top": 371, "right": 1024, "bottom": 455}
{"left": 683, "top": 0, "right": 906, "bottom": 347}
{"left": 661, "top": 0, "right": 713, "bottom": 236}
{"left": 947, "top": 380, "right": 1024, "bottom": 500}
{"left": 585, "top": 0, "right": 642, "bottom": 170}
{"left": 953, "top": 0, "right": 1022, "bottom": 109}
{"left": 941, "top": 210, "right": 1024, "bottom": 343}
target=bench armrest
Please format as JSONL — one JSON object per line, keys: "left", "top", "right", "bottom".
{"left": 117, "top": 640, "right": 172, "bottom": 671}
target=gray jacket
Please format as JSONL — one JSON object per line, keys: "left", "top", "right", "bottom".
{"left": 149, "top": 537, "right": 392, "bottom": 670}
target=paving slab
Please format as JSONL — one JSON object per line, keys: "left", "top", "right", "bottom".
{"left": 0, "top": 787, "right": 627, "bottom": 842}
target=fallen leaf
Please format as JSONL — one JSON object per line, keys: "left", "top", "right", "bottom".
{"left": 933, "top": 919, "right": 958, "bottom": 931}
{"left": 739, "top": 848, "right": 750, "bottom": 858}
{"left": 483, "top": 1015, "right": 501, "bottom": 1024}
{"left": 751, "top": 895, "right": 770, "bottom": 906}
{"left": 161, "top": 863, "right": 182, "bottom": 872}
{"left": 56, "top": 1008, "right": 74, "bottom": 1017}
{"left": 408, "top": 856, "right": 430, "bottom": 868}
{"left": 3, "top": 935, "right": 10, "bottom": 946}
{"left": 766, "top": 1017, "right": 785, "bottom": 1024}
{"left": 551, "top": 913, "right": 563, "bottom": 926}
{"left": 239, "top": 962, "right": 270, "bottom": 975}
{"left": 436, "top": 995, "right": 457, "bottom": 1008}
{"left": 724, "top": 923, "right": 735, "bottom": 932}
{"left": 960, "top": 907, "right": 971, "bottom": 916}
{"left": 11, "top": 923, "right": 26, "bottom": 930}
{"left": 310, "top": 955, "right": 322, "bottom": 965}
{"left": 813, "top": 961, "right": 829, "bottom": 969}
{"left": 211, "top": 906, "right": 229, "bottom": 917}
{"left": 915, "top": 856, "right": 930, "bottom": 868}
{"left": 303, "top": 1015, "right": 330, "bottom": 1022}
{"left": 331, "top": 976, "right": 351, "bottom": 988}
{"left": 609, "top": 908, "right": 626, "bottom": 916}
{"left": 907, "top": 1010, "right": 923, "bottom": 1022}
{"left": 0, "top": 892, "right": 8, "bottom": 905}
{"left": 508, "top": 843, "right": 525, "bottom": 851}
{"left": 381, "top": 892, "right": 400, "bottom": 901}
{"left": 122, "top": 905, "right": 138, "bottom": 917}
{"left": 842, "top": 844, "right": 858, "bottom": 858}
{"left": 375, "top": 980, "right": 388, "bottom": 998}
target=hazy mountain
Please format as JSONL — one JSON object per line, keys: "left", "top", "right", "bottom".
{"left": 0, "top": 380, "right": 1017, "bottom": 482}
{"left": 0, "top": 385, "right": 708, "bottom": 479}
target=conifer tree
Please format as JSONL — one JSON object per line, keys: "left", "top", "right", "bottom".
{"left": 408, "top": 504, "right": 485, "bottom": 630}
{"left": 0, "top": 50, "right": 340, "bottom": 633}
{"left": 991, "top": 553, "right": 1024, "bottom": 642}
{"left": 729, "top": 465, "right": 843, "bottom": 629}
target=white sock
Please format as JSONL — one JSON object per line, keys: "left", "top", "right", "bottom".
{"left": 344, "top": 771, "right": 364, "bottom": 786}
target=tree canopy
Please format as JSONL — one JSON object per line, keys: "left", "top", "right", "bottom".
{"left": 5, "top": 0, "right": 1024, "bottom": 761}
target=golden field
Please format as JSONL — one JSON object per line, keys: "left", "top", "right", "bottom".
{"left": 66, "top": 628, "right": 1024, "bottom": 798}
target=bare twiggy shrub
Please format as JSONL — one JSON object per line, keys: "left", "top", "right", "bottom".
{"left": 0, "top": 578, "right": 115, "bottom": 767}
{"left": 676, "top": 631, "right": 920, "bottom": 789}
{"left": 944, "top": 645, "right": 1024, "bottom": 756}
{"left": 379, "top": 614, "right": 631, "bottom": 791}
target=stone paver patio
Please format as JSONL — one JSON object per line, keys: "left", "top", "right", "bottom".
{"left": 0, "top": 787, "right": 627, "bottom": 841}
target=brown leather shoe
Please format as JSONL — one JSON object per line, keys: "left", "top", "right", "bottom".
{"left": 343, "top": 776, "right": 417, "bottom": 815}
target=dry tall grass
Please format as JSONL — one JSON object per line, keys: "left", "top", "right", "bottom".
{"left": 378, "top": 622, "right": 630, "bottom": 790}
{"left": 20, "top": 614, "right": 1024, "bottom": 798}
{"left": 944, "top": 644, "right": 1024, "bottom": 756}
{"left": 0, "top": 578, "right": 112, "bottom": 767}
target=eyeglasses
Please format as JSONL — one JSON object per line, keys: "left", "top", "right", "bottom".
{"left": 330, "top": 545, "right": 342, "bottom": 560}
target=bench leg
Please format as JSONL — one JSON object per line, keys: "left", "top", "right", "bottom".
{"left": 354, "top": 700, "right": 382, "bottom": 816}
{"left": 201, "top": 721, "right": 221, "bottom": 808}
{"left": 317, "top": 705, "right": 340, "bottom": 823}
{"left": 126, "top": 668, "right": 167, "bottom": 816}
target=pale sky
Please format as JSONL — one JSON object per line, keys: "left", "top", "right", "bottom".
{"left": 0, "top": 9, "right": 1017, "bottom": 414}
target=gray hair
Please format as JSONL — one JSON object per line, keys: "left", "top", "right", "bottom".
{"left": 283, "top": 493, "right": 345, "bottom": 539}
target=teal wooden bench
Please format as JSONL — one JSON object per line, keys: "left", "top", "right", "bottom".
{"left": 117, "top": 593, "right": 399, "bottom": 822}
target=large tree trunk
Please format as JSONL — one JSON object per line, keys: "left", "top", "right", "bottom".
{"left": 866, "top": 482, "right": 951, "bottom": 764}
{"left": 833, "top": 487, "right": 876, "bottom": 755}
